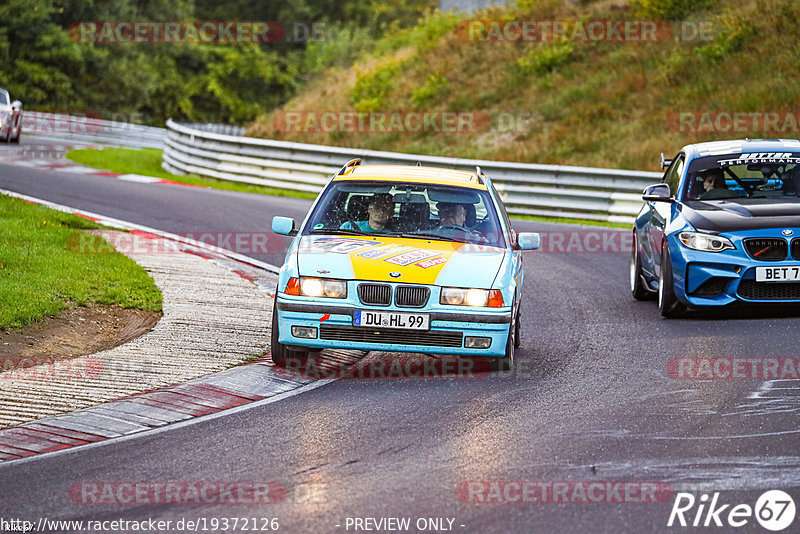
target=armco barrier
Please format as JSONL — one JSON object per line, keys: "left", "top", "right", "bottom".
{"left": 21, "top": 114, "right": 246, "bottom": 151}
{"left": 163, "top": 119, "right": 662, "bottom": 224}
{"left": 23, "top": 111, "right": 166, "bottom": 149}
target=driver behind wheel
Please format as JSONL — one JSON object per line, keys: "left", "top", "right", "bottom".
{"left": 698, "top": 169, "right": 730, "bottom": 200}
{"left": 340, "top": 193, "right": 395, "bottom": 233}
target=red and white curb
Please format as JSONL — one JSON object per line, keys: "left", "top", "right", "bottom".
{"left": 0, "top": 144, "right": 201, "bottom": 189}
{"left": 0, "top": 189, "right": 364, "bottom": 464}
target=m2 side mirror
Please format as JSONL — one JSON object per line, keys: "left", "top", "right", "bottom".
{"left": 642, "top": 183, "right": 672, "bottom": 203}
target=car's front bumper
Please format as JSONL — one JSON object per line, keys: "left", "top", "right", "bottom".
{"left": 669, "top": 228, "right": 800, "bottom": 306}
{"left": 275, "top": 297, "right": 512, "bottom": 357}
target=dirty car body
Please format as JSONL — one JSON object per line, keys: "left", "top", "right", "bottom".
{"left": 270, "top": 160, "right": 540, "bottom": 371}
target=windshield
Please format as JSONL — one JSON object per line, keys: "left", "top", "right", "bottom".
{"left": 0, "top": 92, "right": 7, "bottom": 106}
{"left": 303, "top": 180, "right": 506, "bottom": 247}
{"left": 684, "top": 152, "right": 800, "bottom": 201}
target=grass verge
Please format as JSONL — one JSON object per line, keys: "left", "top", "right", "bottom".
{"left": 0, "top": 194, "right": 163, "bottom": 329}
{"left": 65, "top": 148, "right": 317, "bottom": 199}
{"left": 511, "top": 214, "right": 631, "bottom": 229}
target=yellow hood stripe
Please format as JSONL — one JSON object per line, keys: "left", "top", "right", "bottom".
{"left": 347, "top": 237, "right": 460, "bottom": 284}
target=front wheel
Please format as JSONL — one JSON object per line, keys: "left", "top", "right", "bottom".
{"left": 491, "top": 301, "right": 517, "bottom": 372}
{"left": 270, "top": 299, "right": 308, "bottom": 367}
{"left": 631, "top": 233, "right": 654, "bottom": 301}
{"left": 658, "top": 244, "right": 686, "bottom": 318}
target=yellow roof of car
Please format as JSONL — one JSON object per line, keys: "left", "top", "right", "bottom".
{"left": 334, "top": 164, "right": 486, "bottom": 190}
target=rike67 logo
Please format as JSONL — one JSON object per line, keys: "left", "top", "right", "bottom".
{"left": 668, "top": 490, "right": 796, "bottom": 531}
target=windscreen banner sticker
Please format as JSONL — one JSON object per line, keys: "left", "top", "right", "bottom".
{"left": 416, "top": 256, "right": 447, "bottom": 268}
{"left": 718, "top": 152, "right": 800, "bottom": 166}
{"left": 300, "top": 237, "right": 379, "bottom": 254}
{"left": 385, "top": 249, "right": 440, "bottom": 266}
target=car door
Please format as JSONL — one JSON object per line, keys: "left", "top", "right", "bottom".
{"left": 490, "top": 183, "right": 522, "bottom": 303}
{"left": 640, "top": 153, "right": 684, "bottom": 278}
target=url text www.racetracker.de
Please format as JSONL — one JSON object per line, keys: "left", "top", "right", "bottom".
{"left": 0, "top": 516, "right": 280, "bottom": 533}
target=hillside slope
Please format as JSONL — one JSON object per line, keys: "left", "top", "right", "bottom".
{"left": 247, "top": 0, "right": 800, "bottom": 171}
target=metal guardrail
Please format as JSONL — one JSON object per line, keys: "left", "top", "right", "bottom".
{"left": 24, "top": 112, "right": 166, "bottom": 149}
{"left": 163, "top": 118, "right": 662, "bottom": 224}
{"left": 180, "top": 123, "right": 246, "bottom": 137}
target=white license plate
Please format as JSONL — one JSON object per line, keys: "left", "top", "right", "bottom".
{"left": 353, "top": 310, "right": 429, "bottom": 330}
{"left": 756, "top": 266, "right": 800, "bottom": 282}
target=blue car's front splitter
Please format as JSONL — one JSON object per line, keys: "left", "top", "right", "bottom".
{"left": 668, "top": 229, "right": 800, "bottom": 307}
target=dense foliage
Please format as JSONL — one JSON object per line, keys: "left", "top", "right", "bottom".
{"left": 0, "top": 0, "right": 434, "bottom": 124}
{"left": 247, "top": 0, "right": 800, "bottom": 171}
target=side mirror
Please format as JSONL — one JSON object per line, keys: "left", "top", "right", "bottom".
{"left": 272, "top": 216, "right": 296, "bottom": 236}
{"left": 10, "top": 100, "right": 22, "bottom": 111}
{"left": 642, "top": 183, "right": 672, "bottom": 203}
{"left": 517, "top": 232, "right": 540, "bottom": 250}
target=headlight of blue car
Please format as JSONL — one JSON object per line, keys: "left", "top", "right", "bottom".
{"left": 678, "top": 232, "right": 735, "bottom": 253}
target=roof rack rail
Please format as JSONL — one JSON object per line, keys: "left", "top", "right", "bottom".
{"left": 338, "top": 158, "right": 362, "bottom": 175}
{"left": 475, "top": 165, "right": 485, "bottom": 184}
{"left": 660, "top": 153, "right": 673, "bottom": 169}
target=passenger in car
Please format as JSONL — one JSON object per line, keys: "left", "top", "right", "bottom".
{"left": 427, "top": 202, "right": 485, "bottom": 242}
{"left": 436, "top": 202, "right": 469, "bottom": 228}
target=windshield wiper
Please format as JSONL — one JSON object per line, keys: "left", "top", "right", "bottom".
{"left": 309, "top": 228, "right": 371, "bottom": 236}
{"left": 395, "top": 232, "right": 470, "bottom": 244}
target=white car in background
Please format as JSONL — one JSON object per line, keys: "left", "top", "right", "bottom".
{"left": 0, "top": 88, "right": 22, "bottom": 143}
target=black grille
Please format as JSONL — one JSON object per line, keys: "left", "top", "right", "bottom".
{"left": 320, "top": 325, "right": 463, "bottom": 347}
{"left": 744, "top": 238, "right": 788, "bottom": 261}
{"left": 395, "top": 285, "right": 430, "bottom": 308}
{"left": 690, "top": 278, "right": 727, "bottom": 297}
{"left": 358, "top": 284, "right": 391, "bottom": 306}
{"left": 792, "top": 238, "right": 800, "bottom": 260}
{"left": 738, "top": 280, "right": 800, "bottom": 300}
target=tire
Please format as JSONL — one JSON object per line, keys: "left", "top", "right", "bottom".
{"left": 270, "top": 298, "right": 308, "bottom": 367}
{"left": 658, "top": 244, "right": 686, "bottom": 318}
{"left": 490, "top": 300, "right": 517, "bottom": 372}
{"left": 490, "top": 330, "right": 514, "bottom": 372}
{"left": 513, "top": 304, "right": 521, "bottom": 349}
{"left": 631, "top": 233, "right": 654, "bottom": 301}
